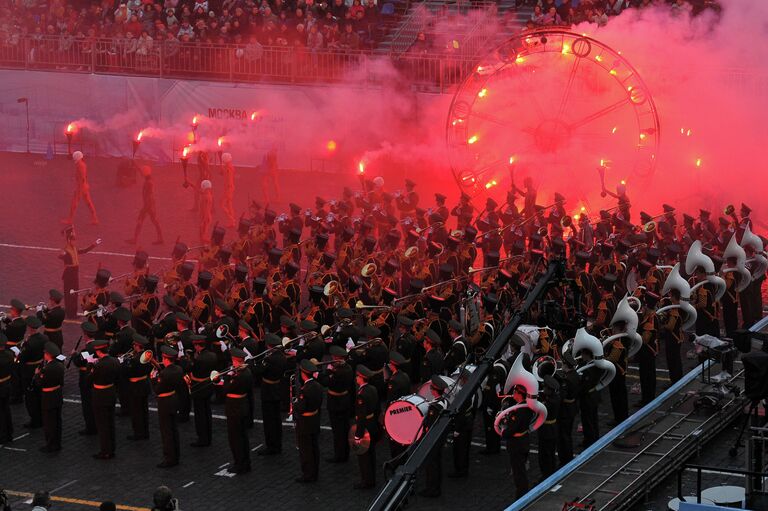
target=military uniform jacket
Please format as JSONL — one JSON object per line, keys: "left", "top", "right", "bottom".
{"left": 126, "top": 356, "right": 152, "bottom": 397}
{"left": 578, "top": 365, "right": 602, "bottom": 406}
{"left": 0, "top": 350, "right": 13, "bottom": 397}
{"left": 326, "top": 362, "right": 354, "bottom": 413}
{"left": 539, "top": 392, "right": 560, "bottom": 440}
{"left": 640, "top": 313, "right": 659, "bottom": 355}
{"left": 40, "top": 305, "right": 65, "bottom": 332}
{"left": 190, "top": 350, "right": 218, "bottom": 398}
{"left": 92, "top": 355, "right": 120, "bottom": 406}
{"left": 499, "top": 400, "right": 533, "bottom": 439}
{"left": 153, "top": 364, "right": 183, "bottom": 415}
{"left": 364, "top": 342, "right": 389, "bottom": 372}
{"left": 258, "top": 350, "right": 287, "bottom": 402}
{"left": 386, "top": 370, "right": 411, "bottom": 404}
{"left": 35, "top": 360, "right": 65, "bottom": 409}
{"left": 224, "top": 368, "right": 254, "bottom": 418}
{"left": 420, "top": 347, "right": 445, "bottom": 383}
{"left": 296, "top": 378, "right": 324, "bottom": 434}
{"left": 556, "top": 370, "right": 580, "bottom": 419}
{"left": 109, "top": 325, "right": 136, "bottom": 357}
{"left": 3, "top": 317, "right": 26, "bottom": 345}
{"left": 354, "top": 383, "right": 380, "bottom": 438}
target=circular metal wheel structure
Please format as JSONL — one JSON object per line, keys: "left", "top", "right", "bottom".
{"left": 447, "top": 29, "right": 660, "bottom": 197}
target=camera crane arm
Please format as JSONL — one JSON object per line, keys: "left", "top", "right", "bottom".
{"left": 368, "top": 259, "right": 565, "bottom": 511}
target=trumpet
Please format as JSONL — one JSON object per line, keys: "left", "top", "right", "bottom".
{"left": 81, "top": 305, "right": 106, "bottom": 317}
{"left": 139, "top": 350, "right": 161, "bottom": 371}
{"left": 468, "top": 265, "right": 500, "bottom": 274}
{"left": 642, "top": 220, "right": 657, "bottom": 233}
{"left": 416, "top": 221, "right": 443, "bottom": 235}
{"left": 69, "top": 287, "right": 92, "bottom": 296}
{"left": 109, "top": 271, "right": 133, "bottom": 282}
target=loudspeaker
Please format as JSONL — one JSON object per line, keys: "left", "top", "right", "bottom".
{"left": 742, "top": 350, "right": 768, "bottom": 401}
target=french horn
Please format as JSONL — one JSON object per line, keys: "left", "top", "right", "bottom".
{"left": 685, "top": 240, "right": 726, "bottom": 301}
{"left": 722, "top": 234, "right": 751, "bottom": 293}
{"left": 494, "top": 354, "right": 547, "bottom": 435}
{"left": 740, "top": 225, "right": 768, "bottom": 281}
{"left": 657, "top": 263, "right": 698, "bottom": 330}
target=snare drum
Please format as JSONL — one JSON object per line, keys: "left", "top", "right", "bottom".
{"left": 384, "top": 394, "right": 429, "bottom": 445}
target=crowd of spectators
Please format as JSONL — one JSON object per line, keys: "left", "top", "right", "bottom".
{"left": 0, "top": 0, "right": 393, "bottom": 54}
{"left": 521, "top": 0, "right": 720, "bottom": 29}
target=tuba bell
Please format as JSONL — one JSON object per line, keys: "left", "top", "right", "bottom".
{"left": 722, "top": 234, "right": 751, "bottom": 292}
{"left": 601, "top": 296, "right": 643, "bottom": 358}
{"left": 494, "top": 354, "right": 548, "bottom": 435}
{"left": 531, "top": 355, "right": 558, "bottom": 382}
{"left": 572, "top": 328, "right": 616, "bottom": 391}
{"left": 740, "top": 225, "right": 768, "bottom": 280}
{"left": 685, "top": 240, "right": 726, "bottom": 300}
{"left": 657, "top": 263, "right": 698, "bottom": 330}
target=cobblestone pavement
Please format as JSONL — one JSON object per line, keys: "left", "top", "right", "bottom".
{"left": 0, "top": 153, "right": 736, "bottom": 511}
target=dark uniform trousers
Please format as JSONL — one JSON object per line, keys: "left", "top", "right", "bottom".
{"left": 664, "top": 337, "right": 683, "bottom": 384}
{"left": 537, "top": 421, "right": 558, "bottom": 478}
{"left": 636, "top": 344, "right": 657, "bottom": 405}
{"left": 557, "top": 402, "right": 576, "bottom": 466}
{"left": 192, "top": 394, "right": 212, "bottom": 445}
{"left": 507, "top": 433, "right": 530, "bottom": 498}
{"left": 226, "top": 396, "right": 251, "bottom": 471}
{"left": 0, "top": 381, "right": 11, "bottom": 442}
{"left": 608, "top": 370, "right": 628, "bottom": 424}
{"left": 358, "top": 433, "right": 378, "bottom": 486}
{"left": 297, "top": 422, "right": 320, "bottom": 480}
{"left": 452, "top": 409, "right": 475, "bottom": 475}
{"left": 42, "top": 398, "right": 63, "bottom": 450}
{"left": 158, "top": 393, "right": 180, "bottom": 464}
{"left": 129, "top": 380, "right": 150, "bottom": 439}
{"left": 482, "top": 406, "right": 501, "bottom": 453}
{"left": 79, "top": 372, "right": 97, "bottom": 433}
{"left": 261, "top": 381, "right": 282, "bottom": 453}
{"left": 93, "top": 387, "right": 117, "bottom": 455}
{"left": 579, "top": 393, "right": 600, "bottom": 448}
{"left": 328, "top": 398, "right": 351, "bottom": 462}
{"left": 23, "top": 365, "right": 43, "bottom": 428}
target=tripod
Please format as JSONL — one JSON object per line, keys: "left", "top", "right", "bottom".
{"left": 729, "top": 399, "right": 762, "bottom": 457}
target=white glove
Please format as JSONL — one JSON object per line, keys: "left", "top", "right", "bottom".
{"left": 221, "top": 342, "right": 228, "bottom": 352}
{"left": 95, "top": 238, "right": 102, "bottom": 245}
{"left": 10, "top": 346, "right": 20, "bottom": 357}
{"left": 56, "top": 354, "right": 66, "bottom": 362}
{"left": 345, "top": 339, "right": 355, "bottom": 351}
{"left": 177, "top": 341, "right": 184, "bottom": 355}
{"left": 299, "top": 338, "right": 305, "bottom": 347}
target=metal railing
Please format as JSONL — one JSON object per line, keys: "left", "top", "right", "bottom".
{"left": 0, "top": 35, "right": 477, "bottom": 92}
{"left": 677, "top": 464, "right": 768, "bottom": 505}
{"left": 388, "top": 3, "right": 430, "bottom": 55}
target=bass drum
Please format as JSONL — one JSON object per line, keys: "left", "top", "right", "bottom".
{"left": 384, "top": 394, "right": 430, "bottom": 445}
{"left": 416, "top": 375, "right": 456, "bottom": 401}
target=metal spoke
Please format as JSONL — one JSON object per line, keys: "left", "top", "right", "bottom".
{"left": 555, "top": 55, "right": 581, "bottom": 124}
{"left": 569, "top": 97, "right": 632, "bottom": 130}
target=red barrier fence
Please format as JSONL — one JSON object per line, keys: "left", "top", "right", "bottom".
{"left": 0, "top": 35, "right": 477, "bottom": 93}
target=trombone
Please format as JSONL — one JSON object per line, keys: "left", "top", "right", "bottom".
{"left": 355, "top": 300, "right": 393, "bottom": 311}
